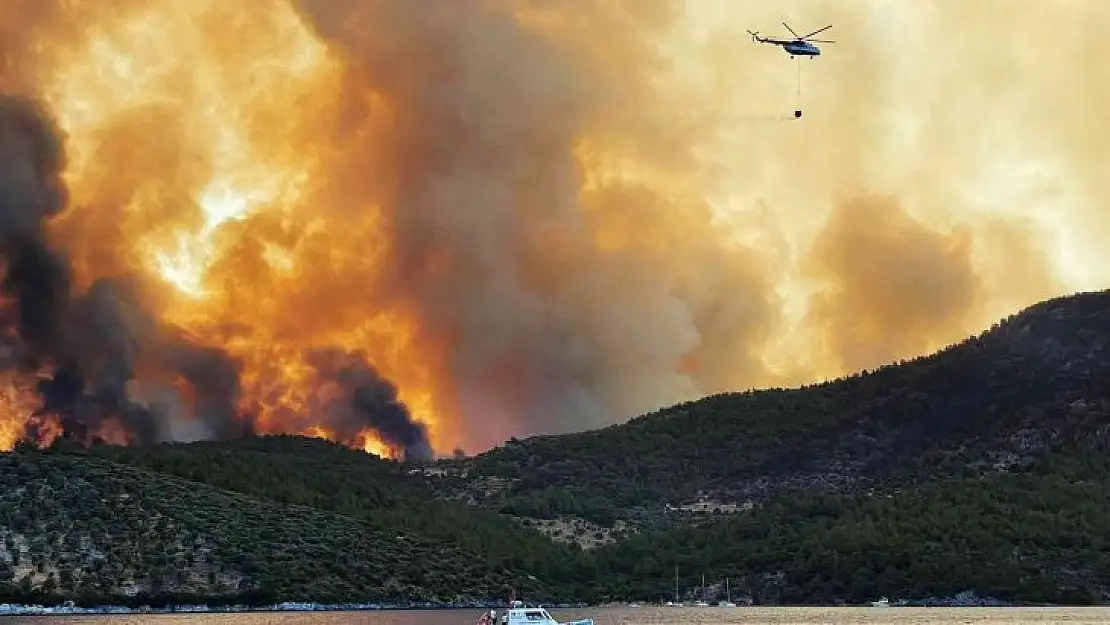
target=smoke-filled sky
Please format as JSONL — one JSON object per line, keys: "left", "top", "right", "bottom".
{"left": 0, "top": 0, "right": 1102, "bottom": 456}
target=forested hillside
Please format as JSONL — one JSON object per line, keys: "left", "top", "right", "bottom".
{"left": 0, "top": 447, "right": 575, "bottom": 606}
{"left": 75, "top": 436, "right": 592, "bottom": 601}
{"left": 0, "top": 290, "right": 1107, "bottom": 606}
{"left": 591, "top": 445, "right": 1110, "bottom": 605}
{"left": 438, "top": 290, "right": 1110, "bottom": 530}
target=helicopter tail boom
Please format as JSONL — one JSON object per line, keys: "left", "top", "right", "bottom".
{"left": 748, "top": 30, "right": 794, "bottom": 46}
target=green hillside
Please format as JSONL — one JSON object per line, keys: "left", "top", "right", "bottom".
{"left": 74, "top": 436, "right": 592, "bottom": 601}
{"left": 0, "top": 290, "right": 1107, "bottom": 606}
{"left": 438, "top": 290, "right": 1110, "bottom": 530}
{"left": 0, "top": 448, "right": 557, "bottom": 606}
{"left": 591, "top": 446, "right": 1110, "bottom": 605}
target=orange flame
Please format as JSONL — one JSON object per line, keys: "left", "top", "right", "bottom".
{"left": 0, "top": 372, "right": 43, "bottom": 450}
{"left": 7, "top": 1, "right": 455, "bottom": 453}
{"left": 303, "top": 425, "right": 397, "bottom": 460}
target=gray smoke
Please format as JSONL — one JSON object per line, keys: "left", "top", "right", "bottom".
{"left": 34, "top": 276, "right": 248, "bottom": 446}
{"left": 0, "top": 95, "right": 70, "bottom": 362}
{"left": 303, "top": 347, "right": 433, "bottom": 463}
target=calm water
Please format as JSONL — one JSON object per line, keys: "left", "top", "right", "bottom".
{"left": 1, "top": 607, "right": 1108, "bottom": 625}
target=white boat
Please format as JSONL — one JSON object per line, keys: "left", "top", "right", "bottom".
{"left": 871, "top": 598, "right": 890, "bottom": 608}
{"left": 493, "top": 601, "right": 594, "bottom": 625}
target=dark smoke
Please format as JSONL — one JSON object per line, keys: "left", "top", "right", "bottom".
{"left": 4, "top": 240, "right": 70, "bottom": 361}
{"left": 0, "top": 95, "right": 70, "bottom": 362}
{"left": 34, "top": 359, "right": 160, "bottom": 446}
{"left": 304, "top": 347, "right": 433, "bottom": 463}
{"left": 30, "top": 277, "right": 240, "bottom": 447}
{"left": 0, "top": 93, "right": 430, "bottom": 460}
{"left": 38, "top": 278, "right": 160, "bottom": 445}
{"left": 158, "top": 334, "right": 255, "bottom": 441}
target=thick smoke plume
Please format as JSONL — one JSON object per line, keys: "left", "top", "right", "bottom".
{"left": 0, "top": 0, "right": 1101, "bottom": 455}
{"left": 303, "top": 348, "right": 433, "bottom": 463}
{"left": 0, "top": 95, "right": 431, "bottom": 460}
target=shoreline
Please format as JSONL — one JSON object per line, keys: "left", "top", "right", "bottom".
{"left": 0, "top": 601, "right": 591, "bottom": 616}
{"left": 0, "top": 602, "right": 1098, "bottom": 616}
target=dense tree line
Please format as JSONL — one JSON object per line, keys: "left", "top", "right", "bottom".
{"left": 0, "top": 449, "right": 585, "bottom": 605}
{"left": 590, "top": 450, "right": 1110, "bottom": 605}
{"left": 78, "top": 437, "right": 589, "bottom": 592}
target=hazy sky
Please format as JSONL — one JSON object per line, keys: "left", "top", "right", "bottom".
{"left": 663, "top": 0, "right": 1104, "bottom": 375}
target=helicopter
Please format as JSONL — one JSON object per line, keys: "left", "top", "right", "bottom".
{"left": 747, "top": 22, "right": 834, "bottom": 59}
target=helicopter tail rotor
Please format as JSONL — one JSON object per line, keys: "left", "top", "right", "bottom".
{"left": 747, "top": 29, "right": 759, "bottom": 42}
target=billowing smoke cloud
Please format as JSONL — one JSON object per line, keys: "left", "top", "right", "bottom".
{"left": 304, "top": 348, "right": 433, "bottom": 463}
{"left": 0, "top": 96, "right": 69, "bottom": 356}
{"left": 0, "top": 94, "right": 431, "bottom": 458}
{"left": 803, "top": 195, "right": 980, "bottom": 373}
{"left": 0, "top": 0, "right": 1098, "bottom": 455}
{"left": 287, "top": 0, "right": 784, "bottom": 444}
{"left": 0, "top": 100, "right": 243, "bottom": 447}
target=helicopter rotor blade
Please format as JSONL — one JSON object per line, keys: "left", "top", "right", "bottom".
{"left": 807, "top": 39, "right": 835, "bottom": 43}
{"left": 782, "top": 22, "right": 800, "bottom": 38}
{"left": 801, "top": 24, "right": 833, "bottom": 39}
